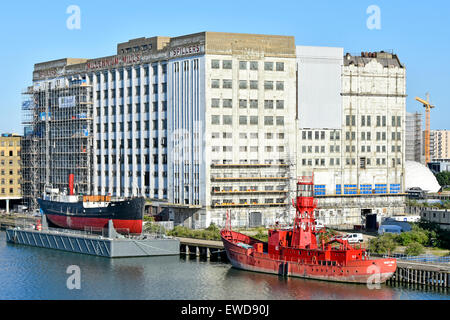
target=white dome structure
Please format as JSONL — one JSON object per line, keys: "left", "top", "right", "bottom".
{"left": 405, "top": 161, "right": 441, "bottom": 193}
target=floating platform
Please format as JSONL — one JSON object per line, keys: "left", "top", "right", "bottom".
{"left": 5, "top": 217, "right": 179, "bottom": 258}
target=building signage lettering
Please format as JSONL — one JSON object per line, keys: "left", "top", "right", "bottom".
{"left": 87, "top": 54, "right": 142, "bottom": 70}
{"left": 170, "top": 45, "right": 203, "bottom": 58}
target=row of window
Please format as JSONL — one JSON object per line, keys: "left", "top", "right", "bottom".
{"left": 0, "top": 170, "right": 19, "bottom": 176}
{"left": 0, "top": 179, "right": 18, "bottom": 185}
{"left": 301, "top": 131, "right": 341, "bottom": 141}
{"left": 346, "top": 115, "right": 402, "bottom": 127}
{"left": 211, "top": 115, "right": 285, "bottom": 126}
{"left": 95, "top": 138, "right": 167, "bottom": 149}
{"left": 212, "top": 146, "right": 286, "bottom": 153}
{"left": 96, "top": 102, "right": 167, "bottom": 116}
{"left": 0, "top": 141, "right": 19, "bottom": 147}
{"left": 301, "top": 157, "right": 402, "bottom": 167}
{"left": 211, "top": 60, "right": 285, "bottom": 72}
{"left": 95, "top": 120, "right": 168, "bottom": 133}
{"left": 212, "top": 199, "right": 286, "bottom": 205}
{"left": 95, "top": 83, "right": 167, "bottom": 99}
{"left": 211, "top": 132, "right": 285, "bottom": 140}
{"left": 345, "top": 131, "right": 402, "bottom": 141}
{"left": 96, "top": 171, "right": 168, "bottom": 178}
{"left": 96, "top": 154, "right": 168, "bottom": 165}
{"left": 0, "top": 160, "right": 18, "bottom": 166}
{"left": 212, "top": 185, "right": 287, "bottom": 192}
{"left": 88, "top": 64, "right": 167, "bottom": 82}
{"left": 302, "top": 145, "right": 340, "bottom": 154}
{"left": 211, "top": 99, "right": 285, "bottom": 110}
{"left": 211, "top": 79, "right": 284, "bottom": 91}
{"left": 300, "top": 144, "right": 402, "bottom": 155}
{"left": 0, "top": 151, "right": 18, "bottom": 157}
{"left": 211, "top": 159, "right": 286, "bottom": 165}
{"left": 96, "top": 187, "right": 168, "bottom": 198}
{"left": 302, "top": 158, "right": 340, "bottom": 167}
{"left": 0, "top": 188, "right": 17, "bottom": 194}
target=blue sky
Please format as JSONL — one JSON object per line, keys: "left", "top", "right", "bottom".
{"left": 0, "top": 0, "right": 449, "bottom": 133}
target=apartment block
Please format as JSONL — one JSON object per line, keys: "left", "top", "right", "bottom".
{"left": 0, "top": 134, "right": 22, "bottom": 212}
{"left": 430, "top": 130, "right": 450, "bottom": 160}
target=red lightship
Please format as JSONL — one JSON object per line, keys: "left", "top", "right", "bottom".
{"left": 221, "top": 176, "right": 397, "bottom": 284}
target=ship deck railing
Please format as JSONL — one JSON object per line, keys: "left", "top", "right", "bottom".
{"left": 10, "top": 225, "right": 114, "bottom": 240}
{"left": 9, "top": 223, "right": 176, "bottom": 242}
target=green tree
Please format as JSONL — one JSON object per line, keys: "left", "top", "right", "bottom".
{"left": 435, "top": 171, "right": 450, "bottom": 187}
{"left": 405, "top": 242, "right": 425, "bottom": 256}
{"left": 396, "top": 225, "right": 430, "bottom": 246}
{"left": 369, "top": 234, "right": 398, "bottom": 255}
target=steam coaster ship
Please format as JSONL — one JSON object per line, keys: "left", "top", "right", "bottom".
{"left": 37, "top": 174, "right": 145, "bottom": 235}
{"left": 221, "top": 176, "right": 397, "bottom": 284}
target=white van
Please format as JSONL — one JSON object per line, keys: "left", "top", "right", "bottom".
{"left": 314, "top": 220, "right": 325, "bottom": 230}
{"left": 342, "top": 233, "right": 364, "bottom": 243}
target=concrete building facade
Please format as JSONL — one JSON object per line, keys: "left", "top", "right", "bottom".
{"left": 297, "top": 49, "right": 407, "bottom": 228}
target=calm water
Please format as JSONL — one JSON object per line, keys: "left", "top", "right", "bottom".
{"left": 0, "top": 232, "right": 448, "bottom": 300}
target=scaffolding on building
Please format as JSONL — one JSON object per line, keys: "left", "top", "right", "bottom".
{"left": 21, "top": 79, "right": 94, "bottom": 210}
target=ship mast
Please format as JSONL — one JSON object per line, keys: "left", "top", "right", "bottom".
{"left": 291, "top": 175, "right": 319, "bottom": 250}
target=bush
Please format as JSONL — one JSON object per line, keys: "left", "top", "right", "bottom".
{"left": 167, "top": 225, "right": 221, "bottom": 241}
{"left": 405, "top": 242, "right": 425, "bottom": 256}
{"left": 143, "top": 216, "right": 155, "bottom": 223}
{"left": 143, "top": 222, "right": 166, "bottom": 235}
{"left": 253, "top": 230, "right": 268, "bottom": 242}
{"left": 418, "top": 220, "right": 450, "bottom": 249}
{"left": 369, "top": 234, "right": 398, "bottom": 255}
{"left": 396, "top": 230, "right": 428, "bottom": 246}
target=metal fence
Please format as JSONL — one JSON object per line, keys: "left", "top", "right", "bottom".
{"left": 383, "top": 253, "right": 450, "bottom": 264}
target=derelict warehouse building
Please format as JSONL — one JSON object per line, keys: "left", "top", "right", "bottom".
{"left": 21, "top": 31, "right": 406, "bottom": 229}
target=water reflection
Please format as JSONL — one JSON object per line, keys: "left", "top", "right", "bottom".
{"left": 224, "top": 267, "right": 395, "bottom": 300}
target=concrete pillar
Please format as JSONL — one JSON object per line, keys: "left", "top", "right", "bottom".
{"left": 206, "top": 248, "right": 211, "bottom": 259}
{"left": 6, "top": 199, "right": 9, "bottom": 213}
{"left": 196, "top": 246, "right": 200, "bottom": 257}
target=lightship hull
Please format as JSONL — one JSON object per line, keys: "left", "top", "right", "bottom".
{"left": 221, "top": 230, "right": 396, "bottom": 284}
{"left": 37, "top": 198, "right": 145, "bottom": 234}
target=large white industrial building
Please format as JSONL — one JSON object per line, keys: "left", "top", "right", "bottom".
{"left": 297, "top": 48, "right": 407, "bottom": 227}
{"left": 22, "top": 32, "right": 408, "bottom": 229}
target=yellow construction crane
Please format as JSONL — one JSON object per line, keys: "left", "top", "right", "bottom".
{"left": 415, "top": 93, "right": 435, "bottom": 164}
